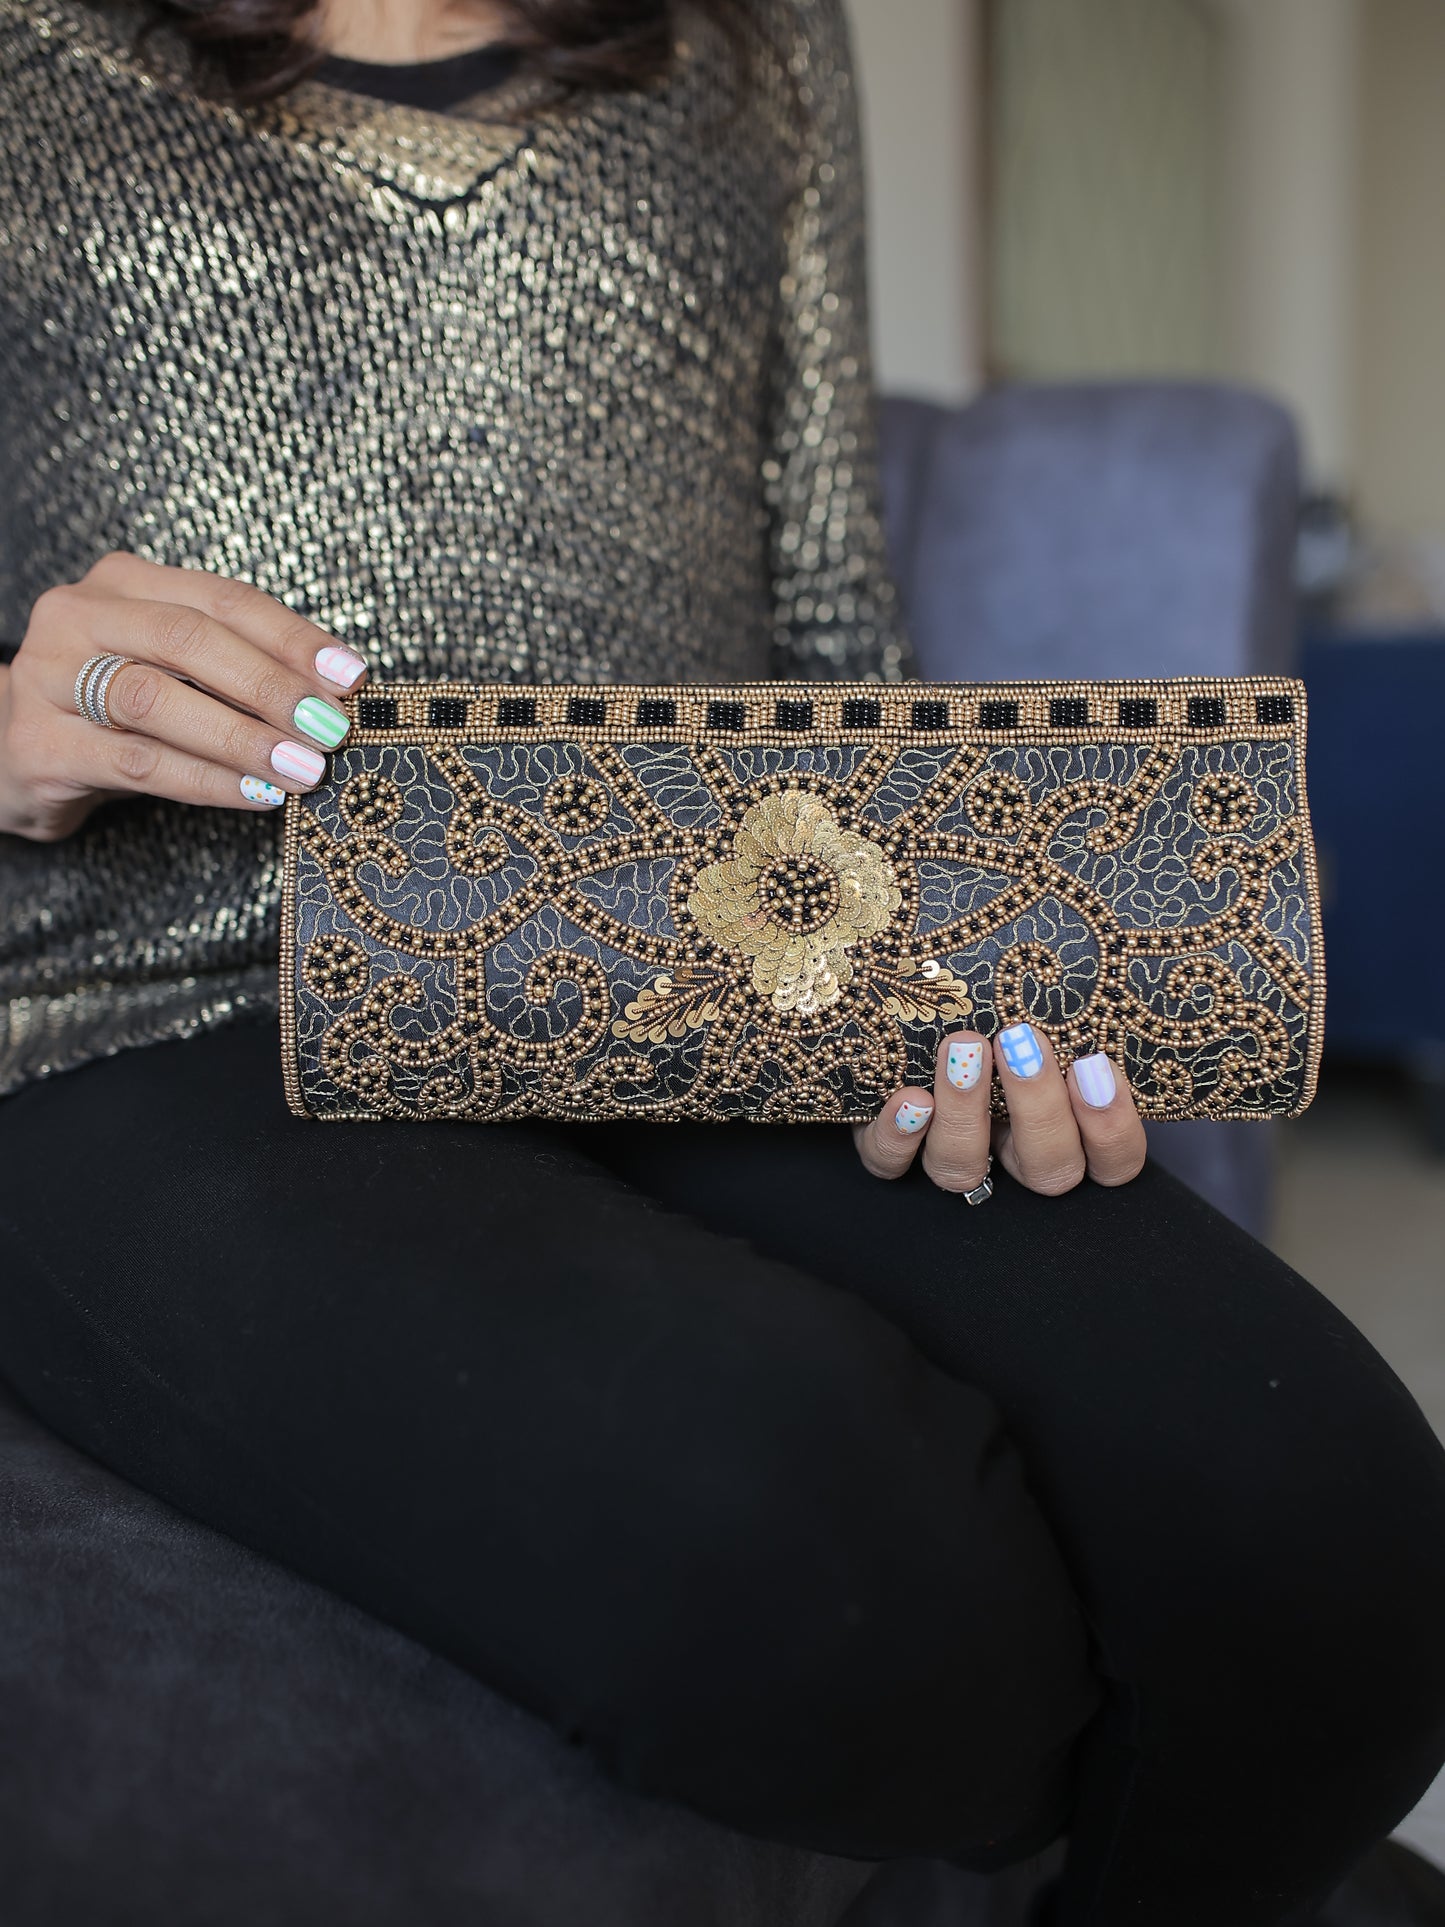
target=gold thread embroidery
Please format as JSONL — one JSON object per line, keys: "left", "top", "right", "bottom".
{"left": 278, "top": 677, "right": 1325, "bottom": 1124}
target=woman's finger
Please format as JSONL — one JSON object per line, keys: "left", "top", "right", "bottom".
{"left": 63, "top": 651, "right": 346, "bottom": 791}
{"left": 80, "top": 552, "right": 367, "bottom": 695}
{"left": 992, "top": 1021, "right": 1087, "bottom": 1196}
{"left": 920, "top": 1030, "right": 993, "bottom": 1194}
{"left": 73, "top": 722, "right": 291, "bottom": 812}
{"left": 49, "top": 592, "right": 355, "bottom": 757}
{"left": 853, "top": 1086, "right": 935, "bottom": 1180}
{"left": 1065, "top": 1052, "right": 1149, "bottom": 1187}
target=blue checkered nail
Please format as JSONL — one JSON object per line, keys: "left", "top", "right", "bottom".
{"left": 998, "top": 1022, "right": 1045, "bottom": 1079}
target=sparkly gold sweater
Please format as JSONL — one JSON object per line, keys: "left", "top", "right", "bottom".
{"left": 0, "top": 0, "right": 909, "bottom": 1096}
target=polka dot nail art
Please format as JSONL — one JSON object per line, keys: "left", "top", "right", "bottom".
{"left": 946, "top": 1039, "right": 985, "bottom": 1090}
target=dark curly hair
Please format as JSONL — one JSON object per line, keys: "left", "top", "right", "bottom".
{"left": 126, "top": 0, "right": 755, "bottom": 105}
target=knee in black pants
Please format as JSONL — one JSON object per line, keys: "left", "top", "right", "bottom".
{"left": 566, "top": 1291, "right": 1104, "bottom": 1860}
{"left": 1274, "top": 1366, "right": 1445, "bottom": 1806}
{"left": 1124, "top": 1303, "right": 1445, "bottom": 1869}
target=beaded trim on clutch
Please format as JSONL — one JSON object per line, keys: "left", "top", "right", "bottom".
{"left": 279, "top": 678, "right": 1324, "bottom": 1123}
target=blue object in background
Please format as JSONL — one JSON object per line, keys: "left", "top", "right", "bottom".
{"left": 1300, "top": 628, "right": 1445, "bottom": 1088}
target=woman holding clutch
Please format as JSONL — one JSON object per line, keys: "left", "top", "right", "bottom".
{"left": 2, "top": 3, "right": 1444, "bottom": 1921}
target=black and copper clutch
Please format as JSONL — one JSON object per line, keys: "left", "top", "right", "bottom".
{"left": 280, "top": 678, "right": 1324, "bottom": 1123}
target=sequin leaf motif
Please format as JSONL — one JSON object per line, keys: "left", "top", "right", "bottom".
{"left": 613, "top": 969, "right": 727, "bottom": 1045}
{"left": 874, "top": 961, "right": 976, "bottom": 1027}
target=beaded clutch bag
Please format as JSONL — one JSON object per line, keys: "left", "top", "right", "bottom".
{"left": 279, "top": 678, "right": 1324, "bottom": 1124}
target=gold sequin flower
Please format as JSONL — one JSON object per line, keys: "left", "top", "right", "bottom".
{"left": 687, "top": 790, "right": 902, "bottom": 1016}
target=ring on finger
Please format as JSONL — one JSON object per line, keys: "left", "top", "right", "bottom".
{"left": 73, "top": 653, "right": 110, "bottom": 719}
{"left": 75, "top": 652, "right": 136, "bottom": 729}
{"left": 962, "top": 1153, "right": 994, "bottom": 1206}
{"left": 87, "top": 654, "right": 133, "bottom": 729}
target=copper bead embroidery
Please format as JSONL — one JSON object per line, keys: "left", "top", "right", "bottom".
{"left": 280, "top": 676, "right": 1324, "bottom": 1124}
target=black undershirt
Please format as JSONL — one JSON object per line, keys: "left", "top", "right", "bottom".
{"left": 314, "top": 42, "right": 522, "bottom": 112}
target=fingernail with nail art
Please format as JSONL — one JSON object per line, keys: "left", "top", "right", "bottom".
{"left": 272, "top": 740, "right": 326, "bottom": 785}
{"left": 315, "top": 645, "right": 367, "bottom": 690}
{"left": 293, "top": 694, "right": 350, "bottom": 749}
{"left": 998, "top": 1022, "right": 1046, "bottom": 1079}
{"left": 1073, "top": 1052, "right": 1117, "bottom": 1109}
{"left": 240, "top": 775, "right": 285, "bottom": 807}
{"left": 895, "top": 1100, "right": 933, "bottom": 1134}
{"left": 946, "top": 1038, "right": 985, "bottom": 1090}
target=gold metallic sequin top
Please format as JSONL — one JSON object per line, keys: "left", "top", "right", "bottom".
{"left": 0, "top": 0, "right": 909, "bottom": 1096}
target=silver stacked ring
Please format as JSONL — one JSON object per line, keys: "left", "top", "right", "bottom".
{"left": 72, "top": 654, "right": 110, "bottom": 719}
{"left": 962, "top": 1154, "right": 994, "bottom": 1207}
{"left": 74, "top": 652, "right": 134, "bottom": 729}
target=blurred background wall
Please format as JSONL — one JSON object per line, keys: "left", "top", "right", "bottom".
{"left": 844, "top": 0, "right": 980, "bottom": 398}
{"left": 1354, "top": 0, "right": 1445, "bottom": 548}
{"left": 985, "top": 0, "right": 1224, "bottom": 384}
{"left": 846, "top": 0, "right": 1445, "bottom": 566}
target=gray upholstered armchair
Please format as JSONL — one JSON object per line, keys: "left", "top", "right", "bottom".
{"left": 0, "top": 381, "right": 1301, "bottom": 1927}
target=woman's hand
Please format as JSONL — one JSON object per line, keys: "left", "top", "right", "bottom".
{"left": 854, "top": 1023, "right": 1148, "bottom": 1198}
{"left": 0, "top": 551, "right": 369, "bottom": 841}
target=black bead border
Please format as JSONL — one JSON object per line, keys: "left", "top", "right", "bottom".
{"left": 346, "top": 677, "right": 1303, "bottom": 745}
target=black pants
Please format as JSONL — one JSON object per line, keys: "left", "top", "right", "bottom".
{"left": 3, "top": 1025, "right": 1445, "bottom": 1926}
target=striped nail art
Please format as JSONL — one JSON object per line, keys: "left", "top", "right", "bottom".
{"left": 998, "top": 1023, "right": 1046, "bottom": 1078}
{"left": 293, "top": 694, "right": 350, "bottom": 749}
{"left": 272, "top": 740, "right": 326, "bottom": 785}
{"left": 240, "top": 775, "right": 285, "bottom": 807}
{"left": 1074, "top": 1052, "right": 1117, "bottom": 1109}
{"left": 946, "top": 1039, "right": 985, "bottom": 1090}
{"left": 315, "top": 645, "right": 367, "bottom": 690}
{"left": 895, "top": 1100, "right": 933, "bottom": 1134}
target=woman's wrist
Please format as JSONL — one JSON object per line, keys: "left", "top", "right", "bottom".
{"left": 0, "top": 662, "right": 74, "bottom": 841}
{"left": 0, "top": 663, "right": 28, "bottom": 837}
